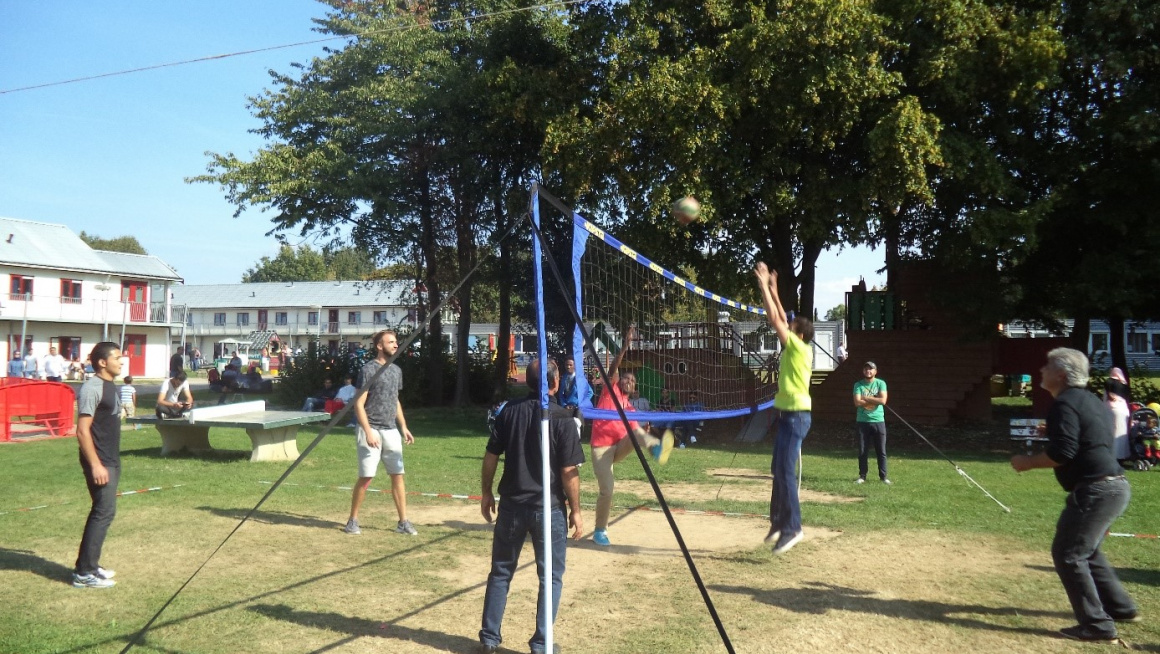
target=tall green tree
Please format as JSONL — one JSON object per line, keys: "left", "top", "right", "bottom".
{"left": 242, "top": 245, "right": 328, "bottom": 282}
{"left": 79, "top": 231, "right": 148, "bottom": 255}
{"left": 194, "top": 0, "right": 579, "bottom": 405}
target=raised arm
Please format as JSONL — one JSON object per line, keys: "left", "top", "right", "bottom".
{"left": 755, "top": 263, "right": 791, "bottom": 345}
{"left": 605, "top": 324, "right": 637, "bottom": 385}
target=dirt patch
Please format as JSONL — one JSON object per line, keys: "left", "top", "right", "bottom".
{"left": 614, "top": 472, "right": 862, "bottom": 505}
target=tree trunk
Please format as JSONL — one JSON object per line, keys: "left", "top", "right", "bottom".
{"left": 418, "top": 168, "right": 444, "bottom": 403}
{"left": 1071, "top": 312, "right": 1091, "bottom": 354}
{"left": 493, "top": 181, "right": 513, "bottom": 402}
{"left": 770, "top": 215, "right": 799, "bottom": 314}
{"left": 453, "top": 186, "right": 477, "bottom": 408}
{"left": 799, "top": 237, "right": 823, "bottom": 320}
{"left": 1109, "top": 315, "right": 1127, "bottom": 379}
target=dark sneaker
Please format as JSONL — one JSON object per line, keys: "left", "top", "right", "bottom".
{"left": 395, "top": 520, "right": 418, "bottom": 536}
{"left": 530, "top": 645, "right": 561, "bottom": 654}
{"left": 343, "top": 518, "right": 360, "bottom": 535}
{"left": 1112, "top": 612, "right": 1142, "bottom": 623}
{"left": 477, "top": 644, "right": 499, "bottom": 654}
{"left": 1058, "top": 625, "right": 1119, "bottom": 642}
{"left": 772, "top": 530, "right": 803, "bottom": 555}
{"left": 763, "top": 527, "right": 780, "bottom": 544}
{"left": 73, "top": 573, "right": 115, "bottom": 589}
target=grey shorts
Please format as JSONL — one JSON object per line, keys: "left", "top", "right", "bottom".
{"left": 356, "top": 426, "right": 404, "bottom": 477}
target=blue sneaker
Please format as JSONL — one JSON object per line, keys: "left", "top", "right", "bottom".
{"left": 593, "top": 529, "right": 610, "bottom": 546}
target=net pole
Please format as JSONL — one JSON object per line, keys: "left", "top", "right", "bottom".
{"left": 531, "top": 188, "right": 736, "bottom": 653}
{"left": 531, "top": 183, "right": 554, "bottom": 652}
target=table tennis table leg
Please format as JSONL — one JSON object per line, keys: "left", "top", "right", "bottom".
{"left": 156, "top": 424, "right": 212, "bottom": 455}
{"left": 247, "top": 426, "right": 301, "bottom": 462}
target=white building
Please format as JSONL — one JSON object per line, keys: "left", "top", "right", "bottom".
{"left": 0, "top": 217, "right": 184, "bottom": 378}
{"left": 173, "top": 280, "right": 438, "bottom": 357}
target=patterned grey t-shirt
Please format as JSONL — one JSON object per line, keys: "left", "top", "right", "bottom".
{"left": 359, "top": 360, "right": 402, "bottom": 429}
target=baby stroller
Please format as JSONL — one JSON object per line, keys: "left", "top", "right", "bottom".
{"left": 1127, "top": 406, "right": 1160, "bottom": 471}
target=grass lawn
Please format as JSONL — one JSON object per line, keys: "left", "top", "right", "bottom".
{"left": 1, "top": 396, "right": 1158, "bottom": 653}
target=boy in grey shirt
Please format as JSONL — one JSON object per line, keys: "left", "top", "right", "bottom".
{"left": 344, "top": 330, "right": 416, "bottom": 536}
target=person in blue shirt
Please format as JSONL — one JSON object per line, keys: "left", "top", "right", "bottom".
{"left": 557, "top": 356, "right": 579, "bottom": 408}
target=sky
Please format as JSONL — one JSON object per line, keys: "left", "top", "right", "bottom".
{"left": 0, "top": 1, "right": 884, "bottom": 315}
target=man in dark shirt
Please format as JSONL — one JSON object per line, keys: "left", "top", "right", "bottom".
{"left": 478, "top": 358, "right": 584, "bottom": 654}
{"left": 73, "top": 341, "right": 124, "bottom": 589}
{"left": 169, "top": 347, "right": 184, "bottom": 377}
{"left": 1011, "top": 347, "right": 1137, "bottom": 642}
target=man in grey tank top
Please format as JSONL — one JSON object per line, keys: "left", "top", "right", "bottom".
{"left": 344, "top": 330, "right": 417, "bottom": 536}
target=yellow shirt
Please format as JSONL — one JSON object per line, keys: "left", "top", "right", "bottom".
{"left": 774, "top": 331, "right": 812, "bottom": 411}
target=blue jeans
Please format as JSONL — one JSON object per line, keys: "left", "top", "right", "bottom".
{"left": 75, "top": 463, "right": 120, "bottom": 575}
{"left": 1053, "top": 476, "right": 1136, "bottom": 635}
{"left": 769, "top": 410, "right": 811, "bottom": 535}
{"left": 480, "top": 501, "right": 567, "bottom": 653}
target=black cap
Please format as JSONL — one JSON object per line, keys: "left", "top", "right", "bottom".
{"left": 863, "top": 361, "right": 877, "bottom": 369}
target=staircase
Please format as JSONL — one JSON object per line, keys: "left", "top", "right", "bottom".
{"left": 811, "top": 332, "right": 993, "bottom": 425}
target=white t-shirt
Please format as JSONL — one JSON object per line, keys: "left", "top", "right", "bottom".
{"left": 336, "top": 383, "right": 357, "bottom": 404}
{"left": 43, "top": 354, "right": 67, "bottom": 377}
{"left": 160, "top": 380, "right": 190, "bottom": 404}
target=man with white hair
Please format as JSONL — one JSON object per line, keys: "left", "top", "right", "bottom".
{"left": 1011, "top": 347, "right": 1137, "bottom": 643}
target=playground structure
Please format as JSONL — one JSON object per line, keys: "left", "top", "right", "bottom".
{"left": 0, "top": 377, "right": 76, "bottom": 442}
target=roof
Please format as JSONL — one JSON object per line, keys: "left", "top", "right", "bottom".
{"left": 0, "top": 216, "right": 182, "bottom": 281}
{"left": 171, "top": 280, "right": 416, "bottom": 309}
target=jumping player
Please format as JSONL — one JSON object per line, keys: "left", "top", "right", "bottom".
{"left": 755, "top": 262, "right": 814, "bottom": 555}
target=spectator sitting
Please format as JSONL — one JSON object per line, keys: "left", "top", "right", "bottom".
{"left": 240, "top": 364, "right": 263, "bottom": 391}
{"left": 679, "top": 391, "right": 705, "bottom": 446}
{"left": 217, "top": 364, "right": 241, "bottom": 405}
{"left": 654, "top": 387, "right": 679, "bottom": 433}
{"left": 301, "top": 378, "right": 337, "bottom": 412}
{"left": 68, "top": 357, "right": 86, "bottom": 380}
{"left": 156, "top": 372, "right": 194, "bottom": 419}
{"left": 334, "top": 375, "right": 357, "bottom": 407}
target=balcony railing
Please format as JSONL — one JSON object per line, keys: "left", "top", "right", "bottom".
{"left": 1, "top": 293, "right": 185, "bottom": 326}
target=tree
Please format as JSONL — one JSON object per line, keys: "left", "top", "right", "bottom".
{"left": 242, "top": 245, "right": 327, "bottom": 282}
{"left": 194, "top": 1, "right": 580, "bottom": 405}
{"left": 79, "top": 231, "right": 147, "bottom": 255}
{"left": 824, "top": 304, "right": 847, "bottom": 323}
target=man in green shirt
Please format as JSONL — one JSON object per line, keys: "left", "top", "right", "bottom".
{"left": 755, "top": 262, "right": 814, "bottom": 555}
{"left": 853, "top": 361, "right": 890, "bottom": 485}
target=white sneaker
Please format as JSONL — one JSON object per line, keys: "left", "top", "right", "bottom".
{"left": 772, "top": 531, "right": 803, "bottom": 555}
{"left": 96, "top": 567, "right": 116, "bottom": 580}
{"left": 73, "top": 573, "right": 115, "bottom": 589}
{"left": 395, "top": 520, "right": 418, "bottom": 536}
{"left": 854, "top": 477, "right": 865, "bottom": 484}
{"left": 763, "top": 527, "right": 780, "bottom": 544}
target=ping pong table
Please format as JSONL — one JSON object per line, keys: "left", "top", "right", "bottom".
{"left": 129, "top": 401, "right": 330, "bottom": 462}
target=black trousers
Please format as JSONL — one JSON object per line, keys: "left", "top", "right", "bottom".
{"left": 75, "top": 463, "right": 120, "bottom": 575}
{"left": 857, "top": 421, "right": 888, "bottom": 480}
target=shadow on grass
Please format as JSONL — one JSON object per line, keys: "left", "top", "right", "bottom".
{"left": 1117, "top": 567, "right": 1160, "bottom": 588}
{"left": 0, "top": 547, "right": 73, "bottom": 583}
{"left": 197, "top": 506, "right": 340, "bottom": 530}
{"left": 250, "top": 604, "right": 484, "bottom": 653}
{"left": 711, "top": 581, "right": 1070, "bottom": 636}
{"left": 120, "top": 447, "right": 251, "bottom": 462}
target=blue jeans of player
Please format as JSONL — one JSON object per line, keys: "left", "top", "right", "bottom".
{"left": 480, "top": 501, "right": 567, "bottom": 654}
{"left": 75, "top": 462, "right": 120, "bottom": 575}
{"left": 769, "top": 410, "right": 811, "bottom": 536}
{"left": 1052, "top": 476, "right": 1136, "bottom": 635}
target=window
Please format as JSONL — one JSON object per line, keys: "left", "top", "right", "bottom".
{"left": 275, "top": 312, "right": 288, "bottom": 326}
{"left": 1152, "top": 334, "right": 1160, "bottom": 355}
{"left": 1128, "top": 332, "right": 1148, "bottom": 353}
{"left": 348, "top": 311, "right": 361, "bottom": 325}
{"left": 213, "top": 312, "right": 226, "bottom": 326}
{"left": 60, "top": 279, "right": 82, "bottom": 304}
{"left": 308, "top": 311, "right": 319, "bottom": 326}
{"left": 9, "top": 275, "right": 32, "bottom": 300}
{"left": 373, "top": 310, "right": 389, "bottom": 325}
{"left": 186, "top": 313, "right": 194, "bottom": 326}
{"left": 1091, "top": 333, "right": 1109, "bottom": 352}
{"left": 236, "top": 312, "right": 250, "bottom": 327}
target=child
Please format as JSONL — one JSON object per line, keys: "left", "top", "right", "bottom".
{"left": 120, "top": 376, "right": 137, "bottom": 429}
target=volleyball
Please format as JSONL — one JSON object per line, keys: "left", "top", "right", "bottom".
{"left": 671, "top": 196, "right": 701, "bottom": 225}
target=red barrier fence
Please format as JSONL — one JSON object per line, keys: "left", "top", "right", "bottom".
{"left": 0, "top": 378, "right": 76, "bottom": 442}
